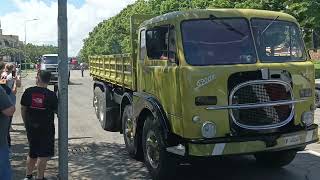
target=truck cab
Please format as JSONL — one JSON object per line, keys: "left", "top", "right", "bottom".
{"left": 40, "top": 54, "right": 70, "bottom": 83}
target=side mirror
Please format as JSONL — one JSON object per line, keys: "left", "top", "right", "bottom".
{"left": 312, "top": 30, "right": 318, "bottom": 52}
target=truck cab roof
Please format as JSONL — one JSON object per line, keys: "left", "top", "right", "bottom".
{"left": 140, "top": 9, "right": 297, "bottom": 28}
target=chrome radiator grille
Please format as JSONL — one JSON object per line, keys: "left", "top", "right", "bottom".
{"left": 46, "top": 67, "right": 58, "bottom": 72}
{"left": 229, "top": 80, "right": 294, "bottom": 130}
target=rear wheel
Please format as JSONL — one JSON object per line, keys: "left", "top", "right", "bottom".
{"left": 94, "top": 86, "right": 118, "bottom": 131}
{"left": 93, "top": 88, "right": 101, "bottom": 120}
{"left": 254, "top": 150, "right": 297, "bottom": 168}
{"left": 98, "top": 89, "right": 107, "bottom": 128}
{"left": 142, "top": 115, "right": 178, "bottom": 180}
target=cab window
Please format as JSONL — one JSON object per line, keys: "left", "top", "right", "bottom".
{"left": 146, "top": 25, "right": 176, "bottom": 60}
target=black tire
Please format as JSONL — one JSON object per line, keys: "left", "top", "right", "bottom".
{"left": 98, "top": 88, "right": 107, "bottom": 129}
{"left": 254, "top": 150, "right": 297, "bottom": 168}
{"left": 142, "top": 115, "right": 178, "bottom": 180}
{"left": 315, "top": 89, "right": 320, "bottom": 108}
{"left": 94, "top": 87, "right": 118, "bottom": 131}
{"left": 122, "top": 105, "right": 142, "bottom": 160}
{"left": 101, "top": 88, "right": 118, "bottom": 131}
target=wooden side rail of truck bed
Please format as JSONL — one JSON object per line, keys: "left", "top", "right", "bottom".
{"left": 89, "top": 53, "right": 134, "bottom": 90}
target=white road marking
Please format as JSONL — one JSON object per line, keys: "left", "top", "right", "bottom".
{"left": 212, "top": 143, "right": 226, "bottom": 155}
{"left": 307, "top": 150, "right": 320, "bottom": 157}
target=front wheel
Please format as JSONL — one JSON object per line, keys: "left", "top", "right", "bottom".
{"left": 142, "top": 115, "right": 178, "bottom": 180}
{"left": 122, "top": 105, "right": 142, "bottom": 160}
{"left": 254, "top": 150, "right": 297, "bottom": 168}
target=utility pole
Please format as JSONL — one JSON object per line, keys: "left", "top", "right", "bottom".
{"left": 58, "top": 0, "right": 68, "bottom": 179}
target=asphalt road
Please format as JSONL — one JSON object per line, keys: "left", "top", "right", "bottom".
{"left": 14, "top": 70, "right": 320, "bottom": 180}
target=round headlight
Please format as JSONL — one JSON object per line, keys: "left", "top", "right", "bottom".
{"left": 302, "top": 111, "right": 314, "bottom": 127}
{"left": 201, "top": 122, "right": 216, "bottom": 138}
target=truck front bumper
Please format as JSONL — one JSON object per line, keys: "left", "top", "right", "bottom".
{"left": 166, "top": 125, "right": 318, "bottom": 157}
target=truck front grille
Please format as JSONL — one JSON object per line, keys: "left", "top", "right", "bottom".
{"left": 229, "top": 80, "right": 294, "bottom": 130}
{"left": 46, "top": 67, "right": 58, "bottom": 72}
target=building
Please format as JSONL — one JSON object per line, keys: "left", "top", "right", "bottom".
{"left": 0, "top": 20, "right": 24, "bottom": 62}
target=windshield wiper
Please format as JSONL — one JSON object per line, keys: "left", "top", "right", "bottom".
{"left": 209, "top": 14, "right": 246, "bottom": 37}
{"left": 261, "top": 16, "right": 279, "bottom": 35}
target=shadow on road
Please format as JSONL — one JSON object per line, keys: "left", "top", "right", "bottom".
{"left": 68, "top": 141, "right": 320, "bottom": 180}
{"left": 68, "top": 142, "right": 149, "bottom": 180}
{"left": 69, "top": 81, "right": 83, "bottom": 86}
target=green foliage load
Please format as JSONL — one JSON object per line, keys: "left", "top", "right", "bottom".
{"left": 80, "top": 0, "right": 320, "bottom": 62}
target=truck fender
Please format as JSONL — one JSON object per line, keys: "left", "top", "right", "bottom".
{"left": 119, "top": 92, "right": 133, "bottom": 133}
{"left": 93, "top": 81, "right": 108, "bottom": 106}
{"left": 120, "top": 93, "right": 133, "bottom": 111}
{"left": 93, "top": 80, "right": 108, "bottom": 92}
{"left": 133, "top": 92, "right": 171, "bottom": 141}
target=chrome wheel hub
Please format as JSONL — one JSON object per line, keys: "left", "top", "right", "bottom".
{"left": 125, "top": 117, "right": 134, "bottom": 145}
{"left": 93, "top": 95, "right": 99, "bottom": 114}
{"left": 99, "top": 100, "right": 104, "bottom": 122}
{"left": 146, "top": 131, "right": 160, "bottom": 169}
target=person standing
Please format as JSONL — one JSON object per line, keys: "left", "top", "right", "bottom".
{"left": 3, "top": 63, "right": 18, "bottom": 147}
{"left": 0, "top": 63, "right": 16, "bottom": 180}
{"left": 21, "top": 71, "right": 58, "bottom": 180}
{"left": 80, "top": 62, "right": 84, "bottom": 77}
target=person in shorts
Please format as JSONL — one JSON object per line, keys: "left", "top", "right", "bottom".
{"left": 0, "top": 61, "right": 16, "bottom": 180}
{"left": 21, "top": 70, "right": 58, "bottom": 180}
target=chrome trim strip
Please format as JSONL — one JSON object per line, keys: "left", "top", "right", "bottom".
{"left": 206, "top": 99, "right": 307, "bottom": 110}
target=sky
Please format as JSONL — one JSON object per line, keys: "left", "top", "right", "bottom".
{"left": 0, "top": 0, "right": 136, "bottom": 56}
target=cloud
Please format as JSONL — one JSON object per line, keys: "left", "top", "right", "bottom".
{"left": 0, "top": 0, "right": 136, "bottom": 56}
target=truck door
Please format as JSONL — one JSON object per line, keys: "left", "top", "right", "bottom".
{"left": 138, "top": 25, "right": 182, "bottom": 119}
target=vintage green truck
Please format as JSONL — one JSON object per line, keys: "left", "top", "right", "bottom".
{"left": 90, "top": 9, "right": 319, "bottom": 179}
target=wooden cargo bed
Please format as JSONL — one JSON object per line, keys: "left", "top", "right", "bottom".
{"left": 89, "top": 53, "right": 134, "bottom": 90}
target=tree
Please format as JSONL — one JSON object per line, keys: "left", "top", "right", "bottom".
{"left": 79, "top": 0, "right": 320, "bottom": 62}
{"left": 24, "top": 44, "right": 58, "bottom": 63}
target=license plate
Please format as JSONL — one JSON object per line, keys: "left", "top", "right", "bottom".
{"left": 284, "top": 135, "right": 302, "bottom": 146}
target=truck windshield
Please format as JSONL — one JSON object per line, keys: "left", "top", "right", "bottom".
{"left": 42, "top": 56, "right": 58, "bottom": 64}
{"left": 181, "top": 18, "right": 256, "bottom": 65}
{"left": 251, "top": 19, "right": 306, "bottom": 62}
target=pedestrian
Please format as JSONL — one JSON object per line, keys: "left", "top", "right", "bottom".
{"left": 0, "top": 61, "right": 16, "bottom": 180}
{"left": 80, "top": 62, "right": 84, "bottom": 77}
{"left": 0, "top": 62, "right": 12, "bottom": 97}
{"left": 3, "top": 63, "right": 18, "bottom": 147}
{"left": 21, "top": 70, "right": 58, "bottom": 180}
